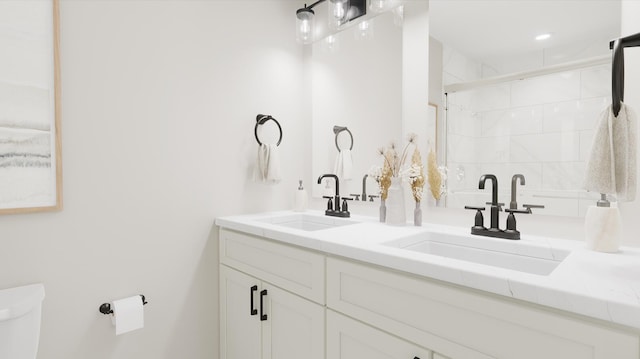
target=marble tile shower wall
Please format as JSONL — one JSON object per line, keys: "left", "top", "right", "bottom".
{"left": 446, "top": 64, "right": 611, "bottom": 217}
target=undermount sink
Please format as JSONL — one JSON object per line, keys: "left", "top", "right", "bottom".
{"left": 257, "top": 213, "right": 358, "bottom": 232}
{"left": 383, "top": 231, "right": 570, "bottom": 276}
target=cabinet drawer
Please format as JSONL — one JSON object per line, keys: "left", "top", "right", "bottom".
{"left": 220, "top": 228, "right": 325, "bottom": 304}
{"left": 327, "top": 309, "right": 431, "bottom": 359}
{"left": 327, "top": 257, "right": 639, "bottom": 359}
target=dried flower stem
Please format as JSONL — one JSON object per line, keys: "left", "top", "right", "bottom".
{"left": 427, "top": 147, "right": 442, "bottom": 201}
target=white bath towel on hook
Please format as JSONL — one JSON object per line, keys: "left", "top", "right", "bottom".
{"left": 584, "top": 103, "right": 637, "bottom": 201}
{"left": 254, "top": 144, "right": 282, "bottom": 183}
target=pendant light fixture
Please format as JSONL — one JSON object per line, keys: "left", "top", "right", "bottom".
{"left": 296, "top": 6, "right": 316, "bottom": 44}
{"left": 296, "top": 0, "right": 366, "bottom": 44}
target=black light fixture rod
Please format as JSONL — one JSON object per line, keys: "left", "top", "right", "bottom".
{"left": 304, "top": 0, "right": 327, "bottom": 10}
{"left": 609, "top": 31, "right": 640, "bottom": 49}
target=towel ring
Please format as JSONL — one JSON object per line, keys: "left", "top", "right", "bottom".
{"left": 333, "top": 125, "right": 353, "bottom": 151}
{"left": 255, "top": 114, "right": 282, "bottom": 146}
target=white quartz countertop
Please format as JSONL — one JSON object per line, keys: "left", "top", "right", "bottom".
{"left": 215, "top": 210, "right": 640, "bottom": 331}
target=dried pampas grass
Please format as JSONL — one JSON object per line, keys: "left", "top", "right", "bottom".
{"left": 427, "top": 147, "right": 442, "bottom": 201}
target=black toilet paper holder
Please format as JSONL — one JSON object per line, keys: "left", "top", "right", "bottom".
{"left": 99, "top": 294, "right": 148, "bottom": 315}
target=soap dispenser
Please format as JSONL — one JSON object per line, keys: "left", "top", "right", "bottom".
{"left": 294, "top": 180, "right": 308, "bottom": 212}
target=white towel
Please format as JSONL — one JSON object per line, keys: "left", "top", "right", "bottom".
{"left": 254, "top": 144, "right": 281, "bottom": 183}
{"left": 584, "top": 103, "right": 637, "bottom": 201}
{"left": 334, "top": 149, "right": 353, "bottom": 181}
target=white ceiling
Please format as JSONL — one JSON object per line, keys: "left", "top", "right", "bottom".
{"left": 429, "top": 0, "right": 621, "bottom": 66}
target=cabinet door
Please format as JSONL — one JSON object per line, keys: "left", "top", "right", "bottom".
{"left": 220, "top": 265, "right": 262, "bottom": 359}
{"left": 262, "top": 283, "right": 325, "bottom": 359}
{"left": 327, "top": 257, "right": 638, "bottom": 359}
{"left": 327, "top": 310, "right": 431, "bottom": 359}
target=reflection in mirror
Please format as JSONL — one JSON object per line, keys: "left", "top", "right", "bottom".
{"left": 311, "top": 7, "right": 403, "bottom": 199}
{"left": 426, "top": 103, "right": 437, "bottom": 150}
{"left": 429, "top": 0, "right": 621, "bottom": 217}
{"left": 311, "top": 1, "right": 428, "bottom": 202}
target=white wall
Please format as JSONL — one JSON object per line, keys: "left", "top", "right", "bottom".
{"left": 619, "top": 0, "right": 640, "bottom": 247}
{"left": 0, "top": 1, "right": 308, "bottom": 358}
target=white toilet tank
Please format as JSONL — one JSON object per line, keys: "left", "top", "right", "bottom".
{"left": 0, "top": 284, "right": 45, "bottom": 359}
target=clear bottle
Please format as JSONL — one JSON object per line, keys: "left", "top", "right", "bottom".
{"left": 294, "top": 180, "right": 308, "bottom": 212}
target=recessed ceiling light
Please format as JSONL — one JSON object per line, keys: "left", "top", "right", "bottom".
{"left": 535, "top": 33, "right": 552, "bottom": 41}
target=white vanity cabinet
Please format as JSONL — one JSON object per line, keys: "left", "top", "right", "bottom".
{"left": 219, "top": 229, "right": 325, "bottom": 359}
{"left": 218, "top": 225, "right": 640, "bottom": 359}
{"left": 326, "top": 257, "right": 639, "bottom": 359}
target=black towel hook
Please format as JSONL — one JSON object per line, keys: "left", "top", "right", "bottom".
{"left": 610, "top": 32, "right": 640, "bottom": 117}
{"left": 612, "top": 39, "right": 625, "bottom": 117}
{"left": 333, "top": 125, "right": 353, "bottom": 151}
{"left": 254, "top": 114, "right": 283, "bottom": 146}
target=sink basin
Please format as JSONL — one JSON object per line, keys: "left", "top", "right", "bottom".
{"left": 257, "top": 213, "right": 358, "bottom": 232}
{"left": 383, "top": 231, "right": 570, "bottom": 276}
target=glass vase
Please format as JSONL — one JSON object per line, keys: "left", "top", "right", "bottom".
{"left": 414, "top": 201, "right": 422, "bottom": 226}
{"left": 379, "top": 198, "right": 386, "bottom": 222}
{"left": 385, "top": 177, "right": 406, "bottom": 226}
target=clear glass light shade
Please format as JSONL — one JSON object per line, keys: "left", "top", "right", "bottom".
{"left": 369, "top": 0, "right": 387, "bottom": 13}
{"left": 328, "top": 0, "right": 350, "bottom": 30}
{"left": 354, "top": 20, "right": 373, "bottom": 40}
{"left": 324, "top": 35, "right": 339, "bottom": 52}
{"left": 392, "top": 5, "right": 404, "bottom": 27}
{"left": 296, "top": 9, "right": 315, "bottom": 44}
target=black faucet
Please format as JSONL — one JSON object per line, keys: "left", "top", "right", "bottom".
{"left": 510, "top": 174, "right": 525, "bottom": 210}
{"left": 362, "top": 174, "right": 369, "bottom": 201}
{"left": 466, "top": 173, "right": 545, "bottom": 240}
{"left": 317, "top": 174, "right": 350, "bottom": 217}
{"left": 358, "top": 174, "right": 377, "bottom": 201}
{"left": 479, "top": 174, "right": 500, "bottom": 231}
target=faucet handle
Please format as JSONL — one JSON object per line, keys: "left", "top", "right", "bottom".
{"left": 523, "top": 204, "right": 544, "bottom": 213}
{"left": 341, "top": 197, "right": 353, "bottom": 213}
{"left": 349, "top": 194, "right": 361, "bottom": 201}
{"left": 523, "top": 204, "right": 544, "bottom": 209}
{"left": 505, "top": 208, "right": 530, "bottom": 214}
{"left": 322, "top": 196, "right": 334, "bottom": 212}
{"left": 368, "top": 195, "right": 379, "bottom": 202}
{"left": 464, "top": 206, "right": 485, "bottom": 211}
{"left": 464, "top": 206, "right": 486, "bottom": 230}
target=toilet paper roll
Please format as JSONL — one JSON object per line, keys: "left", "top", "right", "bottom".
{"left": 111, "top": 295, "right": 144, "bottom": 335}
{"left": 585, "top": 205, "right": 622, "bottom": 253}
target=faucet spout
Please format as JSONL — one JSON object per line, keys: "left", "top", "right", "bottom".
{"left": 510, "top": 174, "right": 525, "bottom": 210}
{"left": 479, "top": 174, "right": 500, "bottom": 230}
{"left": 478, "top": 174, "right": 498, "bottom": 205}
{"left": 362, "top": 174, "right": 368, "bottom": 200}
{"left": 318, "top": 174, "right": 341, "bottom": 213}
{"left": 317, "top": 174, "right": 339, "bottom": 197}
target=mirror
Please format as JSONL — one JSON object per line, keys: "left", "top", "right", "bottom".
{"left": 0, "top": 0, "right": 61, "bottom": 214}
{"left": 311, "top": 1, "right": 429, "bottom": 200}
{"left": 309, "top": 0, "right": 620, "bottom": 217}
{"left": 430, "top": 0, "right": 621, "bottom": 217}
